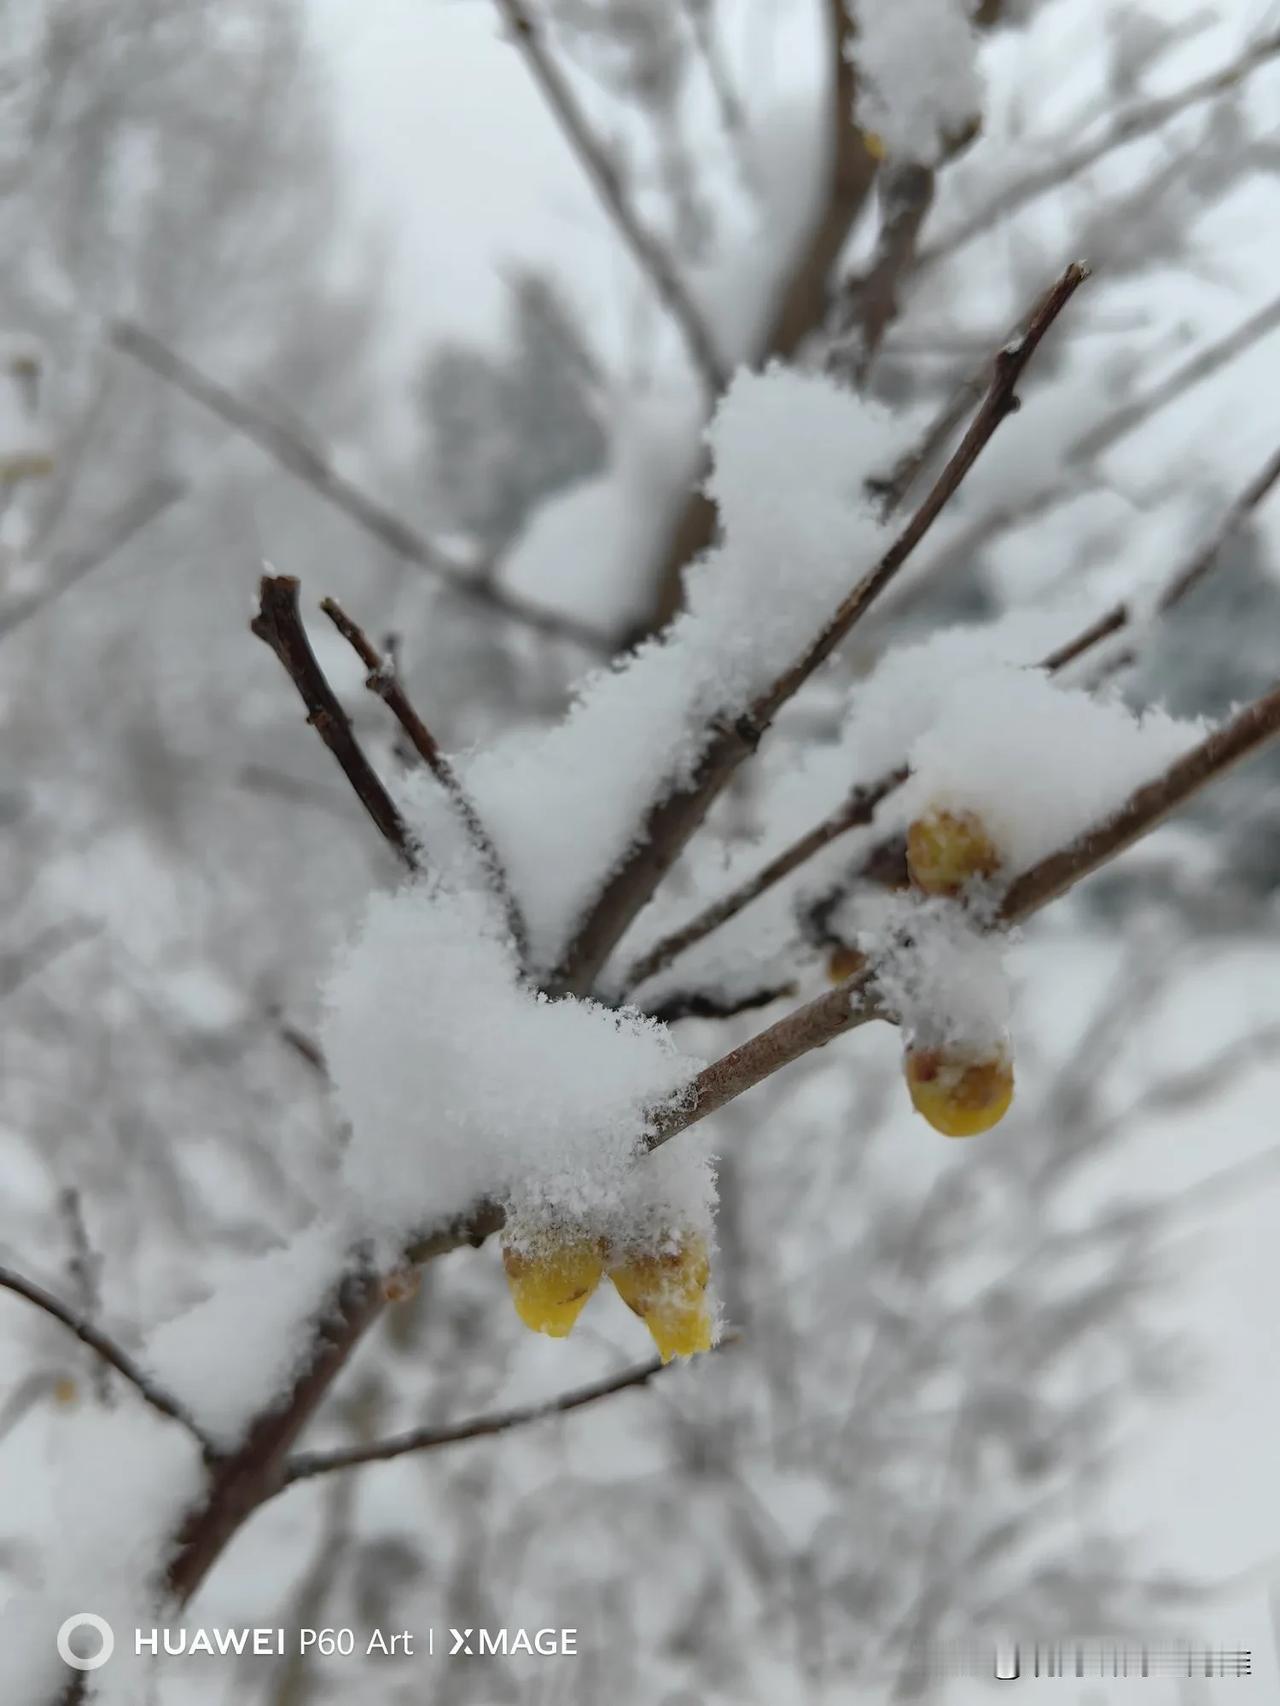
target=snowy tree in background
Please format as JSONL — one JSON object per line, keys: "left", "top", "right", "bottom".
{"left": 2, "top": 2, "right": 1280, "bottom": 1704}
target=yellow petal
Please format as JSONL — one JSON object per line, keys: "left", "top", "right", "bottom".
{"left": 609, "top": 1239, "right": 713, "bottom": 1362}
{"left": 503, "top": 1238, "right": 604, "bottom": 1338}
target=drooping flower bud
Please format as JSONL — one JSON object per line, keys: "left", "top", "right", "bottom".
{"left": 502, "top": 1236, "right": 605, "bottom": 1339}
{"left": 906, "top": 807, "right": 1000, "bottom": 898}
{"left": 904, "top": 1043, "right": 1014, "bottom": 1137}
{"left": 609, "top": 1237, "right": 713, "bottom": 1363}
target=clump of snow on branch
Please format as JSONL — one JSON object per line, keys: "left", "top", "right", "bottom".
{"left": 321, "top": 883, "right": 700, "bottom": 1244}
{"left": 847, "top": 0, "right": 982, "bottom": 164}
{"left": 831, "top": 606, "right": 1100, "bottom": 786}
{"left": 449, "top": 367, "right": 912, "bottom": 971}
{"left": 898, "top": 668, "right": 1206, "bottom": 876}
{"left": 142, "top": 1221, "right": 348, "bottom": 1451}
{"left": 859, "top": 891, "right": 1011, "bottom": 1055}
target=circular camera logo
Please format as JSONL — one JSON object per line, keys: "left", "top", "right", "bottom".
{"left": 57, "top": 1613, "right": 115, "bottom": 1672}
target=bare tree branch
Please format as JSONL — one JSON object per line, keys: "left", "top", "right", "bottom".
{"left": 919, "top": 28, "right": 1280, "bottom": 270}
{"left": 0, "top": 475, "right": 184, "bottom": 644}
{"left": 283, "top": 1336, "right": 738, "bottom": 1487}
{"left": 0, "top": 1265, "right": 211, "bottom": 1448}
{"left": 827, "top": 162, "right": 939, "bottom": 389}
{"left": 250, "top": 575, "right": 416, "bottom": 868}
{"left": 1043, "top": 438, "right": 1280, "bottom": 673}
{"left": 320, "top": 597, "right": 529, "bottom": 958}
{"left": 640, "top": 0, "right": 880, "bottom": 635}
{"left": 113, "top": 321, "right": 611, "bottom": 654}
{"left": 551, "top": 262, "right": 1091, "bottom": 996}
{"left": 493, "top": 0, "right": 728, "bottom": 397}
{"left": 884, "top": 291, "right": 1280, "bottom": 631}
{"left": 641, "top": 981, "right": 796, "bottom": 1024}
{"left": 623, "top": 767, "right": 908, "bottom": 993}
{"left": 1069, "top": 291, "right": 1280, "bottom": 465}
{"left": 998, "top": 680, "right": 1280, "bottom": 921}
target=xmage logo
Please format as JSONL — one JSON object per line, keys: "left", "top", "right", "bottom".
{"left": 448, "top": 1628, "right": 577, "bottom": 1657}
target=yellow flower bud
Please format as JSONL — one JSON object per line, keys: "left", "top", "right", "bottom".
{"left": 826, "top": 943, "right": 865, "bottom": 985}
{"left": 52, "top": 1376, "right": 77, "bottom": 1406}
{"left": 862, "top": 129, "right": 887, "bottom": 161}
{"left": 381, "top": 1267, "right": 420, "bottom": 1304}
{"left": 502, "top": 1237, "right": 604, "bottom": 1339}
{"left": 904, "top": 1044, "right": 1014, "bottom": 1137}
{"left": 906, "top": 807, "right": 1000, "bottom": 898}
{"left": 609, "top": 1238, "right": 713, "bottom": 1363}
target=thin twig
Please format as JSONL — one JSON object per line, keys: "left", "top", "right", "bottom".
{"left": 637, "top": 0, "right": 880, "bottom": 637}
{"left": 623, "top": 767, "right": 907, "bottom": 992}
{"left": 642, "top": 981, "right": 796, "bottom": 1024}
{"left": 1071, "top": 291, "right": 1280, "bottom": 465}
{"left": 56, "top": 1187, "right": 110, "bottom": 1405}
{"left": 998, "top": 680, "right": 1280, "bottom": 920}
{"left": 551, "top": 262, "right": 1091, "bottom": 995}
{"left": 883, "top": 291, "right": 1280, "bottom": 632}
{"left": 0, "top": 1264, "right": 211, "bottom": 1447}
{"left": 320, "top": 597, "right": 528, "bottom": 958}
{"left": 919, "top": 28, "right": 1280, "bottom": 270}
{"left": 113, "top": 322, "right": 610, "bottom": 654}
{"left": 1043, "top": 438, "right": 1280, "bottom": 672}
{"left": 827, "top": 163, "right": 938, "bottom": 390}
{"left": 282, "top": 1335, "right": 738, "bottom": 1487}
{"left": 493, "top": 0, "right": 727, "bottom": 396}
{"left": 250, "top": 575, "right": 416, "bottom": 868}
{"left": 0, "top": 475, "right": 184, "bottom": 644}
{"left": 0, "top": 920, "right": 98, "bottom": 1003}
{"left": 679, "top": 0, "right": 755, "bottom": 190}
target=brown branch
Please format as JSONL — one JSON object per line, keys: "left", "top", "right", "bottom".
{"left": 112, "top": 321, "right": 610, "bottom": 654}
{"left": 493, "top": 0, "right": 727, "bottom": 397}
{"left": 251, "top": 576, "right": 416, "bottom": 868}
{"left": 282, "top": 1336, "right": 738, "bottom": 1486}
{"left": 320, "top": 597, "right": 529, "bottom": 957}
{"left": 166, "top": 1268, "right": 385, "bottom": 1601}
{"left": 1043, "top": 439, "right": 1280, "bottom": 673}
{"left": 641, "top": 981, "right": 795, "bottom": 1024}
{"left": 881, "top": 292, "right": 1280, "bottom": 633}
{"left": 998, "top": 681, "right": 1280, "bottom": 921}
{"left": 0, "top": 1264, "right": 211, "bottom": 1448}
{"left": 919, "top": 28, "right": 1280, "bottom": 271}
{"left": 623, "top": 766, "right": 907, "bottom": 992}
{"left": 827, "top": 162, "right": 939, "bottom": 389}
{"left": 551, "top": 261, "right": 1091, "bottom": 996}
{"left": 640, "top": 0, "right": 880, "bottom": 636}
